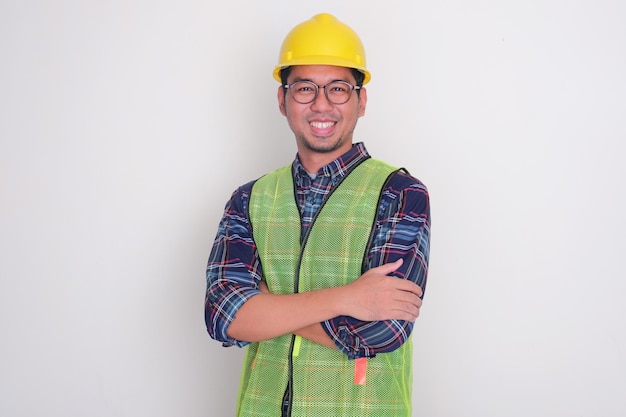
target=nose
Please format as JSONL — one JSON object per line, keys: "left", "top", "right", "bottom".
{"left": 310, "top": 87, "right": 334, "bottom": 112}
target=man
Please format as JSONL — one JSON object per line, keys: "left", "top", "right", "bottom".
{"left": 205, "top": 13, "right": 430, "bottom": 417}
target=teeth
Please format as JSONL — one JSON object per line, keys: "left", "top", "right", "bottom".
{"left": 310, "top": 121, "right": 334, "bottom": 129}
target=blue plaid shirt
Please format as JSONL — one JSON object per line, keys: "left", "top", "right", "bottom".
{"left": 205, "top": 142, "right": 430, "bottom": 359}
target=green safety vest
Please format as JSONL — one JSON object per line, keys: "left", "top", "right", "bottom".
{"left": 238, "top": 158, "right": 412, "bottom": 416}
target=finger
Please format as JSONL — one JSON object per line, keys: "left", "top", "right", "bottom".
{"left": 391, "top": 278, "right": 423, "bottom": 297}
{"left": 395, "top": 290, "right": 423, "bottom": 307}
{"left": 371, "top": 258, "right": 403, "bottom": 275}
{"left": 398, "top": 300, "right": 422, "bottom": 320}
{"left": 391, "top": 305, "right": 420, "bottom": 322}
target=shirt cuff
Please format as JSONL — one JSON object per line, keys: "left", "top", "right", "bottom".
{"left": 215, "top": 287, "right": 263, "bottom": 348}
{"left": 321, "top": 317, "right": 375, "bottom": 360}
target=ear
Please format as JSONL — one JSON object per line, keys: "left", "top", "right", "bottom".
{"left": 357, "top": 87, "right": 367, "bottom": 117}
{"left": 277, "top": 86, "right": 287, "bottom": 116}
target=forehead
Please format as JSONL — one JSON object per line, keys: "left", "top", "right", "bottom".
{"left": 288, "top": 65, "right": 356, "bottom": 83}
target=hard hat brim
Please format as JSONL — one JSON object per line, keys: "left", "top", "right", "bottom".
{"left": 272, "top": 62, "right": 371, "bottom": 85}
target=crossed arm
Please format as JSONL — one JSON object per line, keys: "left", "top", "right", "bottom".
{"left": 205, "top": 177, "right": 430, "bottom": 357}
{"left": 226, "top": 259, "right": 422, "bottom": 350}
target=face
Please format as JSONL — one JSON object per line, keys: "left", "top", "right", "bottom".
{"left": 277, "top": 65, "right": 367, "bottom": 161}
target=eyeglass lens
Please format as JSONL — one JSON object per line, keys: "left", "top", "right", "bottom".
{"left": 289, "top": 81, "right": 355, "bottom": 104}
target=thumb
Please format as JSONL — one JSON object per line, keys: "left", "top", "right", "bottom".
{"left": 372, "top": 258, "right": 404, "bottom": 275}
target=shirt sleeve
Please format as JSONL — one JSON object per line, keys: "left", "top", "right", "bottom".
{"left": 322, "top": 173, "right": 431, "bottom": 359}
{"left": 205, "top": 182, "right": 262, "bottom": 347}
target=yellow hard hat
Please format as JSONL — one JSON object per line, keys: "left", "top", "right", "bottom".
{"left": 273, "top": 13, "right": 370, "bottom": 84}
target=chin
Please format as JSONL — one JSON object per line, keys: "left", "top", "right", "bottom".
{"left": 301, "top": 137, "right": 344, "bottom": 154}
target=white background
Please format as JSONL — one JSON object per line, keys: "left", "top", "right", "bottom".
{"left": 1, "top": 1, "right": 625, "bottom": 416}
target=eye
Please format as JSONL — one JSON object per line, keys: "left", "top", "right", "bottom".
{"left": 329, "top": 83, "right": 349, "bottom": 93}
{"left": 293, "top": 82, "right": 316, "bottom": 93}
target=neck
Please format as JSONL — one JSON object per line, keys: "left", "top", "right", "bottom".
{"left": 298, "top": 154, "right": 334, "bottom": 174}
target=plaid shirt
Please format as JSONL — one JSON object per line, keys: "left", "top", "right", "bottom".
{"left": 205, "top": 142, "right": 430, "bottom": 359}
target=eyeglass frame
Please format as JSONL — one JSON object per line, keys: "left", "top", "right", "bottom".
{"left": 282, "top": 80, "right": 362, "bottom": 105}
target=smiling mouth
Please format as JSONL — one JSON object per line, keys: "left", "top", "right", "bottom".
{"left": 310, "top": 121, "right": 335, "bottom": 129}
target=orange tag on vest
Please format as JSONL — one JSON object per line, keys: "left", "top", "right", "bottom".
{"left": 354, "top": 357, "right": 367, "bottom": 385}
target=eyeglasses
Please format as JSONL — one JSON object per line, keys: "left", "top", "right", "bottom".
{"left": 283, "top": 80, "right": 361, "bottom": 105}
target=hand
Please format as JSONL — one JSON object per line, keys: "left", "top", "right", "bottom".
{"left": 342, "top": 259, "right": 423, "bottom": 322}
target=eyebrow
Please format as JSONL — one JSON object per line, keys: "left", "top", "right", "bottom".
{"left": 290, "top": 77, "right": 352, "bottom": 84}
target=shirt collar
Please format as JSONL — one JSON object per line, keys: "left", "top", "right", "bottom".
{"left": 292, "top": 142, "right": 370, "bottom": 187}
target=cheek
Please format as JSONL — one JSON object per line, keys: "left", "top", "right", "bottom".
{"left": 284, "top": 105, "right": 307, "bottom": 123}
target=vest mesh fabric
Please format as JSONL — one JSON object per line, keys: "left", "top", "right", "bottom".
{"left": 239, "top": 159, "right": 412, "bottom": 416}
